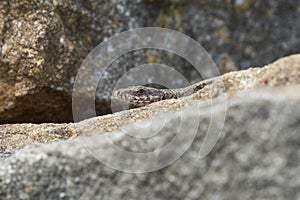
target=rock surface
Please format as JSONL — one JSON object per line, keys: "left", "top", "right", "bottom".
{"left": 1, "top": 54, "right": 300, "bottom": 156}
{"left": 0, "top": 54, "right": 300, "bottom": 199}
{"left": 1, "top": 0, "right": 300, "bottom": 123}
{"left": 1, "top": 86, "right": 300, "bottom": 199}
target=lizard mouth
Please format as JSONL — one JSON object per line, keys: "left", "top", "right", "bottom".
{"left": 113, "top": 91, "right": 145, "bottom": 104}
{"left": 113, "top": 91, "right": 160, "bottom": 106}
{"left": 113, "top": 85, "right": 170, "bottom": 107}
{"left": 129, "top": 96, "right": 154, "bottom": 105}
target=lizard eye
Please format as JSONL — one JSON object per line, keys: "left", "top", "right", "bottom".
{"left": 137, "top": 88, "right": 144, "bottom": 94}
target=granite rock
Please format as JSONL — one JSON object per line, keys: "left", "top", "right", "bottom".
{"left": 0, "top": 0, "right": 299, "bottom": 124}
{"left": 1, "top": 85, "right": 300, "bottom": 199}
{"left": 1, "top": 54, "right": 300, "bottom": 199}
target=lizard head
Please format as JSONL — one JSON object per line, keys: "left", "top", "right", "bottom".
{"left": 113, "top": 85, "right": 167, "bottom": 107}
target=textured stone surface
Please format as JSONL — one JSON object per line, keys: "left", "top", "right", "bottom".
{"left": 0, "top": 0, "right": 91, "bottom": 123}
{"left": 1, "top": 85, "right": 300, "bottom": 199}
{"left": 0, "top": 0, "right": 299, "bottom": 124}
{"left": 0, "top": 0, "right": 154, "bottom": 123}
{"left": 0, "top": 54, "right": 300, "bottom": 199}
{"left": 1, "top": 53, "right": 300, "bottom": 157}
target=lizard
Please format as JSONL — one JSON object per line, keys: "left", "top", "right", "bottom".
{"left": 113, "top": 77, "right": 218, "bottom": 108}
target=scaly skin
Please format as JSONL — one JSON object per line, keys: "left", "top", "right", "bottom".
{"left": 113, "top": 77, "right": 217, "bottom": 108}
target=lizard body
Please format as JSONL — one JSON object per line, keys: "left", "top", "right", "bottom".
{"left": 113, "top": 77, "right": 216, "bottom": 108}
